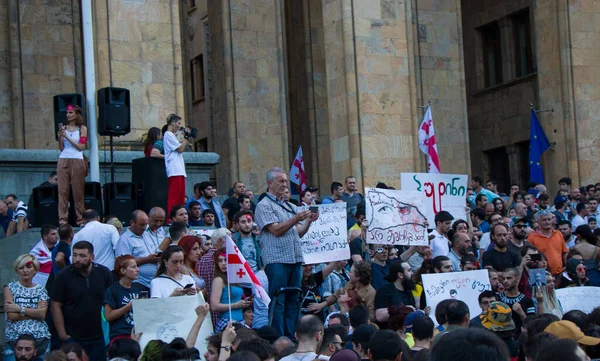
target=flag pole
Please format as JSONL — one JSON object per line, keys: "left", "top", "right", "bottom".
{"left": 226, "top": 252, "right": 232, "bottom": 322}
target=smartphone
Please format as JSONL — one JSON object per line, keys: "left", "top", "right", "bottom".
{"left": 155, "top": 252, "right": 162, "bottom": 257}
{"left": 139, "top": 291, "right": 149, "bottom": 299}
{"left": 530, "top": 254, "right": 541, "bottom": 262}
{"left": 309, "top": 206, "right": 318, "bottom": 213}
{"left": 183, "top": 283, "right": 194, "bottom": 289}
{"left": 58, "top": 123, "right": 64, "bottom": 129}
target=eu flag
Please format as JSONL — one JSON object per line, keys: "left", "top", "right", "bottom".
{"left": 529, "top": 109, "right": 551, "bottom": 183}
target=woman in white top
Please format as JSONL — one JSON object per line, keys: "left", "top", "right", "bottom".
{"left": 56, "top": 104, "right": 87, "bottom": 226}
{"left": 150, "top": 245, "right": 198, "bottom": 298}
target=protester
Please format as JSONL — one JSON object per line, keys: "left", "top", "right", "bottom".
{"left": 370, "top": 244, "right": 391, "bottom": 290}
{"left": 12, "top": 334, "right": 40, "bottom": 361}
{"left": 29, "top": 224, "right": 58, "bottom": 287}
{"left": 72, "top": 209, "right": 120, "bottom": 270}
{"left": 368, "top": 329, "right": 411, "bottom": 361}
{"left": 528, "top": 210, "right": 568, "bottom": 278}
{"left": 150, "top": 245, "right": 198, "bottom": 298}
{"left": 232, "top": 210, "right": 263, "bottom": 273}
{"left": 430, "top": 211, "right": 454, "bottom": 257}
{"left": 143, "top": 127, "right": 162, "bottom": 158}
{"left": 178, "top": 235, "right": 206, "bottom": 289}
{"left": 497, "top": 267, "right": 536, "bottom": 338}
{"left": 535, "top": 338, "right": 590, "bottom": 361}
{"left": 429, "top": 328, "right": 510, "bottom": 361}
{"left": 279, "top": 315, "right": 323, "bottom": 361}
{"left": 4, "top": 255, "right": 50, "bottom": 360}
{"left": 322, "top": 261, "right": 376, "bottom": 322}
{"left": 374, "top": 261, "right": 416, "bottom": 324}
{"left": 432, "top": 300, "right": 470, "bottom": 344}
{"left": 107, "top": 338, "right": 141, "bottom": 361}
{"left": 561, "top": 258, "right": 591, "bottom": 288}
{"left": 572, "top": 224, "right": 600, "bottom": 286}
{"left": 483, "top": 223, "right": 521, "bottom": 271}
{"left": 163, "top": 113, "right": 188, "bottom": 215}
{"left": 469, "top": 290, "right": 497, "bottom": 328}
{"left": 535, "top": 271, "right": 564, "bottom": 318}
{"left": 103, "top": 255, "right": 144, "bottom": 343}
{"left": 480, "top": 301, "right": 519, "bottom": 358}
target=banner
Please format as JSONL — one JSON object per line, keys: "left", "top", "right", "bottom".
{"left": 401, "top": 173, "right": 468, "bottom": 225}
{"left": 555, "top": 287, "right": 600, "bottom": 314}
{"left": 133, "top": 294, "right": 213, "bottom": 354}
{"left": 299, "top": 203, "right": 350, "bottom": 264}
{"left": 364, "top": 188, "right": 428, "bottom": 246}
{"left": 422, "top": 270, "right": 491, "bottom": 325}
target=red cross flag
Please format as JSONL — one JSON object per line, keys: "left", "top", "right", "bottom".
{"left": 418, "top": 105, "right": 441, "bottom": 173}
{"left": 289, "top": 146, "right": 306, "bottom": 192}
{"left": 226, "top": 236, "right": 271, "bottom": 306}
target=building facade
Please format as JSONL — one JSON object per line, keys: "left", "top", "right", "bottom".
{"left": 1, "top": 0, "right": 598, "bottom": 196}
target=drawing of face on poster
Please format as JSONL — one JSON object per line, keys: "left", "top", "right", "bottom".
{"left": 365, "top": 188, "right": 428, "bottom": 246}
{"left": 157, "top": 324, "right": 178, "bottom": 343}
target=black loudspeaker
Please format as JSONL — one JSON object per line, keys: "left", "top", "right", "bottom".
{"left": 103, "top": 182, "right": 137, "bottom": 224}
{"left": 53, "top": 93, "right": 86, "bottom": 140}
{"left": 132, "top": 157, "right": 168, "bottom": 213}
{"left": 33, "top": 185, "right": 59, "bottom": 226}
{"left": 97, "top": 87, "right": 131, "bottom": 136}
{"left": 68, "top": 182, "right": 102, "bottom": 225}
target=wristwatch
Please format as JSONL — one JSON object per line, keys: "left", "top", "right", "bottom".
{"left": 220, "top": 344, "right": 231, "bottom": 352}
{"left": 20, "top": 307, "right": 25, "bottom": 317}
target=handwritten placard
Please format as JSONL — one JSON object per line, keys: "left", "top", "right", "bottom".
{"left": 422, "top": 270, "right": 491, "bottom": 325}
{"left": 298, "top": 203, "right": 350, "bottom": 264}
{"left": 400, "top": 173, "right": 468, "bottom": 225}
{"left": 364, "top": 188, "right": 428, "bottom": 246}
{"left": 555, "top": 287, "right": 600, "bottom": 314}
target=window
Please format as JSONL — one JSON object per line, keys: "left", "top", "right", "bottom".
{"left": 513, "top": 10, "right": 533, "bottom": 77}
{"left": 191, "top": 54, "right": 205, "bottom": 102}
{"left": 188, "top": 0, "right": 196, "bottom": 10}
{"left": 480, "top": 22, "right": 503, "bottom": 87}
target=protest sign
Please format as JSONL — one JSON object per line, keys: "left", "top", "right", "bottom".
{"left": 299, "top": 203, "right": 350, "bottom": 264}
{"left": 401, "top": 173, "right": 468, "bottom": 225}
{"left": 364, "top": 188, "right": 428, "bottom": 246}
{"left": 555, "top": 287, "right": 600, "bottom": 314}
{"left": 422, "top": 270, "right": 491, "bottom": 325}
{"left": 133, "top": 293, "right": 213, "bottom": 354}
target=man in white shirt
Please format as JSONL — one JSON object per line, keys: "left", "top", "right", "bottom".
{"left": 71, "top": 209, "right": 120, "bottom": 270}
{"left": 571, "top": 203, "right": 588, "bottom": 229}
{"left": 163, "top": 113, "right": 188, "bottom": 215}
{"left": 430, "top": 211, "right": 454, "bottom": 257}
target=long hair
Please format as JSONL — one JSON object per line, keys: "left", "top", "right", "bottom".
{"left": 214, "top": 247, "right": 227, "bottom": 283}
{"left": 540, "top": 271, "right": 563, "bottom": 318}
{"left": 113, "top": 255, "right": 135, "bottom": 279}
{"left": 575, "top": 224, "right": 598, "bottom": 245}
{"left": 179, "top": 236, "right": 201, "bottom": 270}
{"left": 155, "top": 245, "right": 184, "bottom": 277}
{"left": 143, "top": 127, "right": 161, "bottom": 149}
{"left": 67, "top": 105, "right": 84, "bottom": 127}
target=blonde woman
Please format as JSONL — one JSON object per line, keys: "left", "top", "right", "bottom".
{"left": 3, "top": 254, "right": 51, "bottom": 360}
{"left": 535, "top": 271, "right": 564, "bottom": 318}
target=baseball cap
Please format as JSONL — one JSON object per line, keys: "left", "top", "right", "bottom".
{"left": 349, "top": 324, "right": 377, "bottom": 345}
{"left": 306, "top": 186, "right": 319, "bottom": 192}
{"left": 481, "top": 302, "right": 515, "bottom": 332}
{"left": 544, "top": 320, "right": 600, "bottom": 346}
{"left": 329, "top": 349, "right": 361, "bottom": 361}
{"left": 404, "top": 310, "right": 426, "bottom": 332}
{"left": 512, "top": 217, "right": 529, "bottom": 227}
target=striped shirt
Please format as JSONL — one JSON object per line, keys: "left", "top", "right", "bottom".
{"left": 11, "top": 201, "right": 27, "bottom": 221}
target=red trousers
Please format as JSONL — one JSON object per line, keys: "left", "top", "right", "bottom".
{"left": 167, "top": 176, "right": 186, "bottom": 215}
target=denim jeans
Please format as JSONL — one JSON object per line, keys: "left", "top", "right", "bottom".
{"left": 265, "top": 262, "right": 302, "bottom": 339}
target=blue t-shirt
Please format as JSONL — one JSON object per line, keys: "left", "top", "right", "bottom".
{"left": 371, "top": 261, "right": 390, "bottom": 291}
{"left": 52, "top": 241, "right": 71, "bottom": 276}
{"left": 478, "top": 220, "right": 491, "bottom": 233}
{"left": 189, "top": 218, "right": 204, "bottom": 227}
{"left": 103, "top": 282, "right": 146, "bottom": 339}
{"left": 0, "top": 209, "right": 13, "bottom": 234}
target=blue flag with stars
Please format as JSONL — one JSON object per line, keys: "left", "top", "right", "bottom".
{"left": 529, "top": 109, "right": 551, "bottom": 183}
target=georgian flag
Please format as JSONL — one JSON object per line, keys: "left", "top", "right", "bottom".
{"left": 226, "top": 236, "right": 270, "bottom": 306}
{"left": 289, "top": 146, "right": 306, "bottom": 192}
{"left": 418, "top": 105, "right": 441, "bottom": 173}
{"left": 30, "top": 239, "right": 52, "bottom": 286}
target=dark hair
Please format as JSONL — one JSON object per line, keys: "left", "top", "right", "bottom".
{"left": 233, "top": 210, "right": 254, "bottom": 223}
{"left": 535, "top": 338, "right": 582, "bottom": 361}
{"left": 15, "top": 333, "right": 36, "bottom": 345}
{"left": 412, "top": 349, "right": 429, "bottom": 361}
{"left": 295, "top": 315, "right": 323, "bottom": 341}
{"left": 478, "top": 290, "right": 497, "bottom": 303}
{"left": 446, "top": 300, "right": 469, "bottom": 325}
{"left": 368, "top": 330, "right": 410, "bottom": 361}
{"left": 460, "top": 254, "right": 478, "bottom": 267}
{"left": 178, "top": 236, "right": 201, "bottom": 266}
{"left": 58, "top": 224, "right": 73, "bottom": 241}
{"left": 169, "top": 222, "right": 188, "bottom": 241}
{"left": 475, "top": 193, "right": 487, "bottom": 204}
{"left": 352, "top": 261, "right": 372, "bottom": 285}
{"left": 161, "top": 337, "right": 197, "bottom": 361}
{"left": 233, "top": 327, "right": 258, "bottom": 347}
{"left": 435, "top": 299, "right": 454, "bottom": 325}
{"left": 108, "top": 337, "right": 142, "bottom": 361}
{"left": 434, "top": 211, "right": 454, "bottom": 224}
{"left": 319, "top": 328, "right": 342, "bottom": 354}
{"left": 328, "top": 313, "right": 349, "bottom": 328}
{"left": 349, "top": 305, "right": 370, "bottom": 328}
{"left": 166, "top": 113, "right": 181, "bottom": 125}
{"left": 575, "top": 224, "right": 597, "bottom": 245}
{"left": 555, "top": 199, "right": 566, "bottom": 209}
{"left": 430, "top": 328, "right": 508, "bottom": 361}
{"left": 538, "top": 193, "right": 550, "bottom": 201}
{"left": 72, "top": 240, "right": 94, "bottom": 254}
{"left": 471, "top": 208, "right": 486, "bottom": 220}
{"left": 202, "top": 209, "right": 216, "bottom": 217}
{"left": 60, "top": 343, "right": 86, "bottom": 359}
{"left": 588, "top": 307, "right": 600, "bottom": 328}
{"left": 387, "top": 306, "right": 413, "bottom": 332}
{"left": 5, "top": 194, "right": 17, "bottom": 201}
{"left": 577, "top": 202, "right": 587, "bottom": 213}
{"left": 198, "top": 181, "right": 213, "bottom": 193}
{"left": 432, "top": 256, "right": 450, "bottom": 273}
{"left": 472, "top": 176, "right": 483, "bottom": 185}
{"left": 524, "top": 332, "right": 558, "bottom": 361}
{"left": 169, "top": 204, "right": 187, "bottom": 220}
{"left": 491, "top": 223, "right": 509, "bottom": 237}
{"left": 520, "top": 245, "right": 538, "bottom": 258}
{"left": 227, "top": 351, "right": 260, "bottom": 361}
{"left": 328, "top": 323, "right": 349, "bottom": 343}
{"left": 236, "top": 194, "right": 250, "bottom": 206}
{"left": 524, "top": 314, "right": 560, "bottom": 337}
{"left": 113, "top": 255, "right": 135, "bottom": 279}
{"left": 40, "top": 224, "right": 57, "bottom": 238}
{"left": 206, "top": 333, "right": 222, "bottom": 350}
{"left": 563, "top": 310, "right": 589, "bottom": 331}
{"left": 559, "top": 177, "right": 572, "bottom": 186}
{"left": 82, "top": 209, "right": 99, "bottom": 222}
{"left": 355, "top": 204, "right": 365, "bottom": 220}
{"left": 412, "top": 315, "right": 434, "bottom": 341}
{"left": 236, "top": 338, "right": 276, "bottom": 361}
{"left": 156, "top": 245, "right": 184, "bottom": 277}
{"left": 144, "top": 127, "right": 161, "bottom": 149}
{"left": 188, "top": 200, "right": 201, "bottom": 210}
{"left": 331, "top": 181, "right": 343, "bottom": 194}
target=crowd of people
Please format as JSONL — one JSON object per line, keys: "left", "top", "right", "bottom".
{"left": 3, "top": 111, "right": 600, "bottom": 361}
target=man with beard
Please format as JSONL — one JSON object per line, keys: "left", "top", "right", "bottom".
{"left": 496, "top": 267, "right": 535, "bottom": 338}
{"left": 482, "top": 224, "right": 520, "bottom": 271}
{"left": 188, "top": 200, "right": 203, "bottom": 226}
{"left": 196, "top": 181, "right": 226, "bottom": 228}
{"left": 279, "top": 315, "right": 324, "bottom": 361}
{"left": 374, "top": 261, "right": 415, "bottom": 324}
{"left": 51, "top": 241, "right": 113, "bottom": 360}
{"left": 232, "top": 210, "right": 262, "bottom": 273}
{"left": 448, "top": 232, "right": 470, "bottom": 272}
{"left": 507, "top": 218, "right": 532, "bottom": 259}
{"left": 558, "top": 220, "right": 577, "bottom": 248}
{"left": 488, "top": 268, "right": 504, "bottom": 293}
{"left": 14, "top": 334, "right": 37, "bottom": 361}
{"left": 517, "top": 245, "right": 543, "bottom": 299}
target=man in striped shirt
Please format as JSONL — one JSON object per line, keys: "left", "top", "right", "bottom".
{"left": 5, "top": 194, "right": 28, "bottom": 236}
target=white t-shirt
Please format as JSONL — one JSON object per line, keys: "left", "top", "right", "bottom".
{"left": 571, "top": 215, "right": 587, "bottom": 230}
{"left": 479, "top": 232, "right": 491, "bottom": 252}
{"left": 72, "top": 221, "right": 120, "bottom": 270}
{"left": 430, "top": 230, "right": 449, "bottom": 257}
{"left": 150, "top": 274, "right": 196, "bottom": 298}
{"left": 163, "top": 131, "right": 186, "bottom": 178}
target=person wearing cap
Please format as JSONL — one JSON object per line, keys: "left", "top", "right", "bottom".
{"left": 480, "top": 301, "right": 518, "bottom": 358}
{"left": 409, "top": 314, "right": 434, "bottom": 355}
{"left": 306, "top": 186, "right": 320, "bottom": 203}
{"left": 469, "top": 290, "right": 497, "bottom": 328}
{"left": 374, "top": 261, "right": 416, "bottom": 324}
{"left": 545, "top": 320, "right": 600, "bottom": 348}
{"left": 349, "top": 324, "right": 377, "bottom": 361}
{"left": 528, "top": 210, "right": 568, "bottom": 277}
{"left": 300, "top": 190, "right": 316, "bottom": 207}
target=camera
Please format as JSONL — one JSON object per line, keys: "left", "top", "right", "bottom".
{"left": 180, "top": 127, "right": 198, "bottom": 139}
